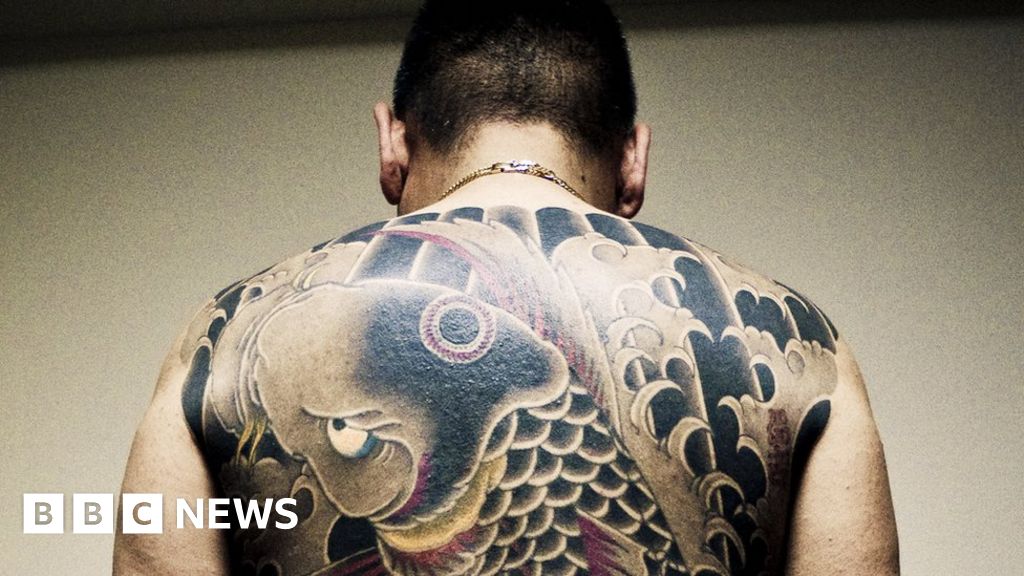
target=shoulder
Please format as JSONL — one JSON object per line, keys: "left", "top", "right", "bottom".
{"left": 542, "top": 213, "right": 841, "bottom": 358}
{"left": 187, "top": 208, "right": 841, "bottom": 362}
{"left": 171, "top": 217, "right": 391, "bottom": 440}
{"left": 684, "top": 235, "right": 840, "bottom": 356}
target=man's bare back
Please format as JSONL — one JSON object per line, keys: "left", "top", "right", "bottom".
{"left": 161, "top": 204, "right": 850, "bottom": 575}
{"left": 114, "top": 3, "right": 897, "bottom": 572}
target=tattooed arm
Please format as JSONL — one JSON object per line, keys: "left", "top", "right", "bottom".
{"left": 112, "top": 305, "right": 230, "bottom": 575}
{"left": 784, "top": 339, "right": 899, "bottom": 575}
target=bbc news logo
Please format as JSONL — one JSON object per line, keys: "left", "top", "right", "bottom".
{"left": 23, "top": 494, "right": 298, "bottom": 534}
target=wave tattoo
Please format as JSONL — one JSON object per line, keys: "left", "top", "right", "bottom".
{"left": 180, "top": 206, "right": 838, "bottom": 576}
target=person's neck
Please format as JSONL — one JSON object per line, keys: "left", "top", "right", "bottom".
{"left": 398, "top": 123, "right": 617, "bottom": 216}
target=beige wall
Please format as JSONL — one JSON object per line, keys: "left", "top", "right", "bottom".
{"left": 2, "top": 15, "right": 1021, "bottom": 574}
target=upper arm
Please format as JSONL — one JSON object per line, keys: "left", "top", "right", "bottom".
{"left": 112, "top": 306, "right": 230, "bottom": 576}
{"left": 784, "top": 339, "right": 899, "bottom": 575}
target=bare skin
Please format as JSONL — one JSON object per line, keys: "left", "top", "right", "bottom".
{"left": 114, "top": 104, "right": 898, "bottom": 575}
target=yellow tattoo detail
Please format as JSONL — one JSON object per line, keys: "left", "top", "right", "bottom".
{"left": 377, "top": 456, "right": 507, "bottom": 553}
{"left": 233, "top": 413, "right": 269, "bottom": 468}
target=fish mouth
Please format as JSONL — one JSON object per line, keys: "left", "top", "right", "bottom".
{"left": 376, "top": 457, "right": 507, "bottom": 553}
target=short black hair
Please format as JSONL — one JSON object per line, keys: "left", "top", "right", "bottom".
{"left": 393, "top": 0, "right": 636, "bottom": 159}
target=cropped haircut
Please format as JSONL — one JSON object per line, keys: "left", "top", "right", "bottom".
{"left": 393, "top": 0, "right": 637, "bottom": 160}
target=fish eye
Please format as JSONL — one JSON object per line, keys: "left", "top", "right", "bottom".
{"left": 327, "top": 418, "right": 379, "bottom": 458}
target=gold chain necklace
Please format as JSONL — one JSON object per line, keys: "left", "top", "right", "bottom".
{"left": 440, "top": 160, "right": 583, "bottom": 201}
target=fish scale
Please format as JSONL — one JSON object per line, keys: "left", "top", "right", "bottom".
{"left": 434, "top": 385, "right": 690, "bottom": 576}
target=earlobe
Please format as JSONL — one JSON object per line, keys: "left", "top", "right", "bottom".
{"left": 373, "top": 102, "right": 409, "bottom": 205}
{"left": 615, "top": 123, "right": 651, "bottom": 219}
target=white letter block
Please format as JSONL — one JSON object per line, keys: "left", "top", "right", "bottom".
{"left": 73, "top": 493, "right": 114, "bottom": 534}
{"left": 122, "top": 493, "right": 163, "bottom": 534}
{"left": 23, "top": 493, "right": 64, "bottom": 534}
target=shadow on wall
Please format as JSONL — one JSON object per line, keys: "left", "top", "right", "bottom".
{"left": 1, "top": 1, "right": 1021, "bottom": 67}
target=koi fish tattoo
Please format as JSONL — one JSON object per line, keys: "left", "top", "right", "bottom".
{"left": 179, "top": 206, "right": 838, "bottom": 576}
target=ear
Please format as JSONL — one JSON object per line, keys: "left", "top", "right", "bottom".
{"left": 373, "top": 102, "right": 410, "bottom": 205}
{"left": 614, "top": 122, "right": 651, "bottom": 219}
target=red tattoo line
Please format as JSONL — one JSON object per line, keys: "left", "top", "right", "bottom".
{"left": 390, "top": 452, "right": 433, "bottom": 519}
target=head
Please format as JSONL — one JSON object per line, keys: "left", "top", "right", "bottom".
{"left": 375, "top": 0, "right": 650, "bottom": 217}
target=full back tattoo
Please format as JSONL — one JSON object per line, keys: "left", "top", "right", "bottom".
{"left": 179, "top": 206, "right": 839, "bottom": 576}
